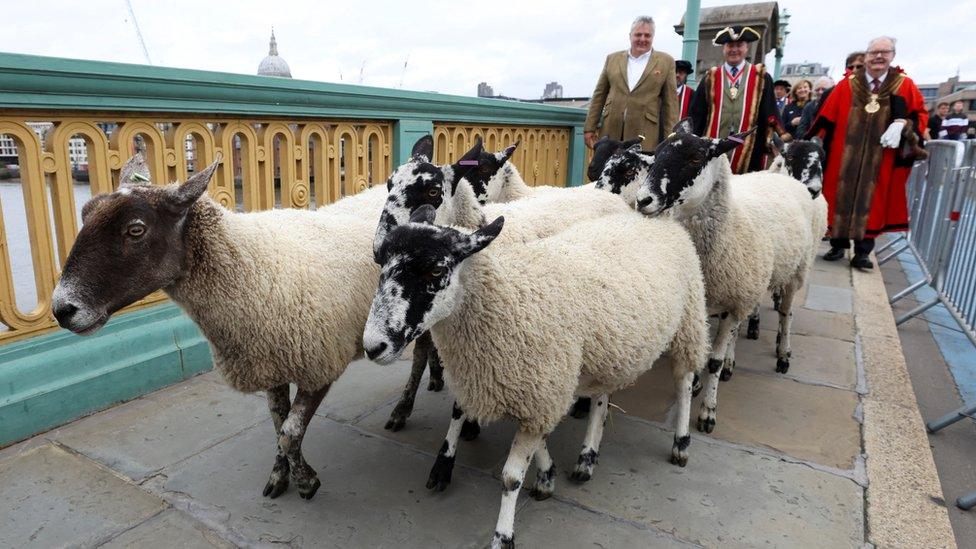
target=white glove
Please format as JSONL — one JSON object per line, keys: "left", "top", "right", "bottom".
{"left": 880, "top": 121, "right": 905, "bottom": 148}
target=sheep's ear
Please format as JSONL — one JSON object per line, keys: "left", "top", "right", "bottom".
{"left": 411, "top": 135, "right": 434, "bottom": 162}
{"left": 622, "top": 136, "right": 643, "bottom": 149}
{"left": 673, "top": 118, "right": 694, "bottom": 135}
{"left": 770, "top": 133, "right": 786, "bottom": 155}
{"left": 409, "top": 204, "right": 437, "bottom": 225}
{"left": 810, "top": 135, "right": 824, "bottom": 147}
{"left": 626, "top": 143, "right": 642, "bottom": 152}
{"left": 119, "top": 153, "right": 151, "bottom": 187}
{"left": 455, "top": 216, "right": 503, "bottom": 258}
{"left": 165, "top": 159, "right": 219, "bottom": 213}
{"left": 501, "top": 140, "right": 520, "bottom": 161}
{"left": 449, "top": 138, "right": 484, "bottom": 191}
{"left": 711, "top": 127, "right": 757, "bottom": 157}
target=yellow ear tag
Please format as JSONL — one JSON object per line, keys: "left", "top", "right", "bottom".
{"left": 667, "top": 132, "right": 677, "bottom": 139}
{"left": 131, "top": 172, "right": 150, "bottom": 182}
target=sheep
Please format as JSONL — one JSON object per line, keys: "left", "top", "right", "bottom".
{"left": 743, "top": 137, "right": 830, "bottom": 339}
{"left": 379, "top": 136, "right": 632, "bottom": 442}
{"left": 587, "top": 135, "right": 645, "bottom": 182}
{"left": 634, "top": 121, "right": 823, "bottom": 434}
{"left": 363, "top": 205, "right": 708, "bottom": 549}
{"left": 51, "top": 154, "right": 384, "bottom": 501}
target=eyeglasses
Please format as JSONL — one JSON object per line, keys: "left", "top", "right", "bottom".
{"left": 866, "top": 49, "right": 894, "bottom": 57}
{"left": 846, "top": 63, "right": 864, "bottom": 70}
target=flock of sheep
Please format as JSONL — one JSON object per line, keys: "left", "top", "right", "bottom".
{"left": 50, "top": 119, "right": 829, "bottom": 548}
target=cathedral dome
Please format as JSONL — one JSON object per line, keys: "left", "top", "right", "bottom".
{"left": 257, "top": 30, "right": 292, "bottom": 78}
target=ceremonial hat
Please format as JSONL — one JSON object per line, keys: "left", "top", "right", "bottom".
{"left": 773, "top": 79, "right": 791, "bottom": 89}
{"left": 712, "top": 26, "right": 761, "bottom": 45}
{"left": 675, "top": 60, "right": 693, "bottom": 74}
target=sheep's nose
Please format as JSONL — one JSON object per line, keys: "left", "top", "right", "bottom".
{"left": 636, "top": 196, "right": 653, "bottom": 210}
{"left": 52, "top": 301, "right": 79, "bottom": 326}
{"left": 365, "top": 341, "right": 388, "bottom": 361}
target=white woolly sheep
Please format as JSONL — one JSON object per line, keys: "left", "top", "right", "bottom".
{"left": 51, "top": 154, "right": 386, "bottom": 501}
{"left": 378, "top": 136, "right": 632, "bottom": 442}
{"left": 363, "top": 206, "right": 708, "bottom": 549}
{"left": 634, "top": 122, "right": 824, "bottom": 434}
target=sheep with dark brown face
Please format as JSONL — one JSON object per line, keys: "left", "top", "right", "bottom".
{"left": 52, "top": 154, "right": 385, "bottom": 502}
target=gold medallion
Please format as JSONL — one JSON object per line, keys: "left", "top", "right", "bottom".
{"left": 865, "top": 94, "right": 880, "bottom": 114}
{"left": 729, "top": 86, "right": 739, "bottom": 99}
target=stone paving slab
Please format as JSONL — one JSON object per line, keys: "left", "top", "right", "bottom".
{"left": 764, "top": 305, "right": 856, "bottom": 342}
{"left": 514, "top": 497, "right": 700, "bottom": 548}
{"left": 543, "top": 414, "right": 865, "bottom": 549}
{"left": 355, "top": 378, "right": 518, "bottom": 472}
{"left": 148, "top": 417, "right": 509, "bottom": 547}
{"left": 804, "top": 283, "right": 854, "bottom": 314}
{"left": 313, "top": 358, "right": 416, "bottom": 422}
{"left": 701, "top": 371, "right": 861, "bottom": 470}
{"left": 736, "top": 329, "right": 857, "bottom": 389}
{"left": 0, "top": 444, "right": 167, "bottom": 548}
{"left": 51, "top": 373, "right": 268, "bottom": 482}
{"left": 100, "top": 509, "right": 233, "bottom": 549}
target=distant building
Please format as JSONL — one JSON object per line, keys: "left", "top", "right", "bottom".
{"left": 542, "top": 82, "right": 564, "bottom": 99}
{"left": 477, "top": 82, "right": 494, "bottom": 97}
{"left": 779, "top": 62, "right": 830, "bottom": 85}
{"left": 675, "top": 2, "right": 781, "bottom": 80}
{"left": 257, "top": 30, "right": 292, "bottom": 78}
{"left": 0, "top": 123, "right": 89, "bottom": 168}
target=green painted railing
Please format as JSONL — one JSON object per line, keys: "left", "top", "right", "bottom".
{"left": 0, "top": 52, "right": 587, "bottom": 447}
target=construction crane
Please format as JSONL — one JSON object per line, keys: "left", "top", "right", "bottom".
{"left": 124, "top": 0, "right": 153, "bottom": 65}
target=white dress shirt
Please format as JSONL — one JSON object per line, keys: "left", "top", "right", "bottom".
{"left": 865, "top": 71, "right": 887, "bottom": 89}
{"left": 723, "top": 61, "right": 747, "bottom": 76}
{"left": 627, "top": 50, "right": 651, "bottom": 91}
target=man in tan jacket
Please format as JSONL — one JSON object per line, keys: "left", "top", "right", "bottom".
{"left": 584, "top": 16, "right": 679, "bottom": 150}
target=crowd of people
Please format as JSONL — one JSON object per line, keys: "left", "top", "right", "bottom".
{"left": 583, "top": 16, "right": 967, "bottom": 271}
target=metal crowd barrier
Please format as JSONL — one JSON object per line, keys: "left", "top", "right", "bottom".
{"left": 888, "top": 140, "right": 976, "bottom": 511}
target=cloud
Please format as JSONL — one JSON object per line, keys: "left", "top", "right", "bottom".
{"left": 1, "top": 0, "right": 972, "bottom": 100}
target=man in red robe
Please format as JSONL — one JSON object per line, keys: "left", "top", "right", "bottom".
{"left": 811, "top": 36, "right": 928, "bottom": 269}
{"left": 676, "top": 60, "right": 694, "bottom": 119}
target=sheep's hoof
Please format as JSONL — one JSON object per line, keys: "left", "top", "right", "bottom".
{"left": 426, "top": 452, "right": 455, "bottom": 492}
{"left": 775, "top": 358, "right": 790, "bottom": 374}
{"left": 697, "top": 415, "right": 716, "bottom": 434}
{"left": 427, "top": 377, "right": 444, "bottom": 392}
{"left": 570, "top": 450, "right": 597, "bottom": 483}
{"left": 491, "top": 532, "right": 514, "bottom": 549}
{"left": 262, "top": 455, "right": 290, "bottom": 498}
{"left": 530, "top": 465, "right": 556, "bottom": 500}
{"left": 746, "top": 317, "right": 760, "bottom": 340}
{"left": 670, "top": 435, "right": 690, "bottom": 467}
{"left": 691, "top": 373, "right": 703, "bottom": 397}
{"left": 569, "top": 397, "right": 591, "bottom": 419}
{"left": 459, "top": 419, "right": 481, "bottom": 441}
{"left": 384, "top": 415, "right": 407, "bottom": 432}
{"left": 297, "top": 475, "right": 321, "bottom": 500}
{"left": 719, "top": 367, "right": 733, "bottom": 382}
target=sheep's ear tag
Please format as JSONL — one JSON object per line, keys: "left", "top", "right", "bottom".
{"left": 728, "top": 135, "right": 745, "bottom": 144}
{"left": 131, "top": 172, "right": 150, "bottom": 183}
{"left": 637, "top": 134, "right": 646, "bottom": 141}
{"left": 457, "top": 160, "right": 479, "bottom": 166}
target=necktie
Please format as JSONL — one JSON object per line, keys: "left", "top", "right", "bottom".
{"left": 731, "top": 66, "right": 739, "bottom": 77}
{"left": 871, "top": 78, "right": 880, "bottom": 93}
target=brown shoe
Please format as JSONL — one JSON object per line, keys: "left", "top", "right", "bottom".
{"left": 823, "top": 247, "right": 845, "bottom": 261}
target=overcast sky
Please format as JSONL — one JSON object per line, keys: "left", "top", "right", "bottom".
{"left": 3, "top": 0, "right": 975, "bottom": 99}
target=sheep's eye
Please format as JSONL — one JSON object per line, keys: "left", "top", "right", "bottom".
{"left": 479, "top": 165, "right": 492, "bottom": 174}
{"left": 126, "top": 223, "right": 145, "bottom": 238}
{"left": 625, "top": 169, "right": 637, "bottom": 179}
{"left": 426, "top": 188, "right": 441, "bottom": 198}
{"left": 430, "top": 268, "right": 444, "bottom": 277}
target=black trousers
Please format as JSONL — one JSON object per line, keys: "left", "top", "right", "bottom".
{"left": 829, "top": 237, "right": 875, "bottom": 255}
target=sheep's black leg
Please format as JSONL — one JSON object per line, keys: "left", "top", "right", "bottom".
{"left": 427, "top": 401, "right": 468, "bottom": 491}
{"left": 775, "top": 289, "right": 796, "bottom": 374}
{"left": 263, "top": 384, "right": 291, "bottom": 498}
{"left": 386, "top": 332, "right": 432, "bottom": 431}
{"left": 746, "top": 305, "right": 760, "bottom": 340}
{"left": 427, "top": 343, "right": 445, "bottom": 392}
{"left": 279, "top": 384, "right": 331, "bottom": 500}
